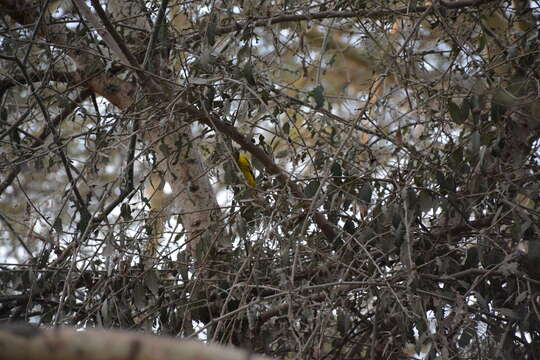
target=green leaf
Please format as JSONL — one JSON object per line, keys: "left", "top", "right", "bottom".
{"left": 337, "top": 310, "right": 350, "bottom": 336}
{"left": 395, "top": 224, "right": 405, "bottom": 249}
{"left": 282, "top": 121, "right": 290, "bottom": 135}
{"left": 496, "top": 307, "right": 519, "bottom": 320}
{"left": 470, "top": 130, "right": 480, "bottom": 154}
{"left": 448, "top": 100, "right": 466, "bottom": 124}
{"left": 461, "top": 97, "right": 471, "bottom": 119}
{"left": 53, "top": 217, "right": 63, "bottom": 233}
{"left": 344, "top": 219, "right": 355, "bottom": 234}
{"left": 144, "top": 270, "right": 160, "bottom": 296}
{"left": 241, "top": 63, "right": 256, "bottom": 85}
{"left": 206, "top": 21, "right": 217, "bottom": 46}
{"left": 157, "top": 19, "right": 169, "bottom": 55}
{"left": 458, "top": 328, "right": 474, "bottom": 347}
{"left": 237, "top": 44, "right": 251, "bottom": 63}
{"left": 527, "top": 241, "right": 540, "bottom": 266}
{"left": 391, "top": 207, "right": 402, "bottom": 229}
{"left": 436, "top": 171, "right": 455, "bottom": 193}
{"left": 462, "top": 246, "right": 479, "bottom": 269}
{"left": 418, "top": 190, "right": 433, "bottom": 213}
{"left": 0, "top": 107, "right": 7, "bottom": 123}
{"left": 359, "top": 183, "right": 372, "bottom": 203}
{"left": 331, "top": 162, "right": 342, "bottom": 178}
{"left": 450, "top": 146, "right": 463, "bottom": 168}
{"left": 476, "top": 34, "right": 486, "bottom": 53}
{"left": 159, "top": 142, "right": 171, "bottom": 158}
{"left": 120, "top": 203, "right": 132, "bottom": 221}
{"left": 474, "top": 291, "right": 489, "bottom": 311}
{"left": 406, "top": 188, "right": 417, "bottom": 208}
{"left": 304, "top": 180, "right": 320, "bottom": 198}
{"left": 490, "top": 101, "right": 506, "bottom": 122}
{"left": 309, "top": 85, "right": 325, "bottom": 109}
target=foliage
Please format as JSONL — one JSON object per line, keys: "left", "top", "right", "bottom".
{"left": 0, "top": 0, "right": 539, "bottom": 359}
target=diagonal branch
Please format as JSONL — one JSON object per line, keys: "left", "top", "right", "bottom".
{"left": 192, "top": 109, "right": 338, "bottom": 241}
{"left": 71, "top": 0, "right": 136, "bottom": 68}
{"left": 72, "top": 0, "right": 162, "bottom": 92}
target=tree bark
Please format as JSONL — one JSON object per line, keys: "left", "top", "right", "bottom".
{"left": 0, "top": 324, "right": 270, "bottom": 360}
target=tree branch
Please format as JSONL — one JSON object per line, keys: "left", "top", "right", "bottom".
{"left": 0, "top": 324, "right": 270, "bottom": 360}
{"left": 197, "top": 111, "right": 338, "bottom": 241}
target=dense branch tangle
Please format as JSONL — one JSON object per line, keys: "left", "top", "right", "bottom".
{"left": 1, "top": 0, "right": 540, "bottom": 359}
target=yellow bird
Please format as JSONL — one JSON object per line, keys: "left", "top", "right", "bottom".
{"left": 235, "top": 151, "right": 256, "bottom": 187}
